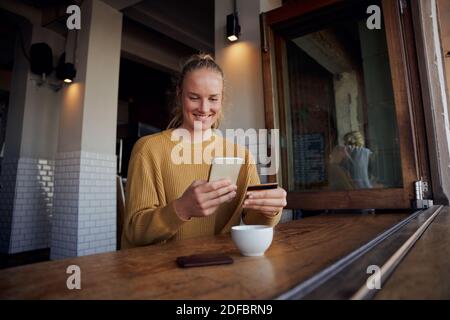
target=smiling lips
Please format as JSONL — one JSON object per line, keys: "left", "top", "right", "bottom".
{"left": 193, "top": 113, "right": 214, "bottom": 121}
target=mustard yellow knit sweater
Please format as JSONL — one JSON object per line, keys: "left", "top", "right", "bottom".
{"left": 121, "top": 129, "right": 281, "bottom": 248}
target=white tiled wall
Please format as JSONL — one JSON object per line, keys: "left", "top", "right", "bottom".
{"left": 51, "top": 151, "right": 116, "bottom": 260}
{"left": 0, "top": 157, "right": 54, "bottom": 253}
{"left": 0, "top": 158, "right": 18, "bottom": 253}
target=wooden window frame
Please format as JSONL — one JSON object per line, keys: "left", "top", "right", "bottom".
{"left": 261, "top": 0, "right": 430, "bottom": 209}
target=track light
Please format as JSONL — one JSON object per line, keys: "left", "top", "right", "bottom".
{"left": 227, "top": 13, "right": 240, "bottom": 42}
{"left": 227, "top": 0, "right": 240, "bottom": 42}
{"left": 56, "top": 53, "right": 76, "bottom": 84}
{"left": 61, "top": 63, "right": 76, "bottom": 83}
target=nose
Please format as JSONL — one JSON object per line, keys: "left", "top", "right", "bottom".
{"left": 198, "top": 98, "right": 210, "bottom": 113}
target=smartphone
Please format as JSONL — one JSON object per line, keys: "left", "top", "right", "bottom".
{"left": 247, "top": 182, "right": 278, "bottom": 191}
{"left": 208, "top": 157, "right": 244, "bottom": 184}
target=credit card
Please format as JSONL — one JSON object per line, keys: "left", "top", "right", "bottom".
{"left": 247, "top": 183, "right": 278, "bottom": 191}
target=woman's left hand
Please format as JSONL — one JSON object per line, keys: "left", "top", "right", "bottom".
{"left": 242, "top": 187, "right": 287, "bottom": 217}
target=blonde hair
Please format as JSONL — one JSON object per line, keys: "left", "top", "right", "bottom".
{"left": 343, "top": 131, "right": 365, "bottom": 147}
{"left": 167, "top": 53, "right": 225, "bottom": 129}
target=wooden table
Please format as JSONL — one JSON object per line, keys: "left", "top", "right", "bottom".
{"left": 0, "top": 213, "right": 409, "bottom": 299}
{"left": 375, "top": 206, "right": 450, "bottom": 299}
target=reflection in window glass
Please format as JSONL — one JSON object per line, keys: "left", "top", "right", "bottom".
{"left": 285, "top": 15, "right": 402, "bottom": 191}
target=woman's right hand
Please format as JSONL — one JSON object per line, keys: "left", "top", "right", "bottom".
{"left": 174, "top": 179, "right": 237, "bottom": 220}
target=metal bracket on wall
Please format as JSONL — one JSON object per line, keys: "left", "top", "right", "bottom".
{"left": 260, "top": 12, "right": 269, "bottom": 53}
{"left": 30, "top": 74, "right": 63, "bottom": 92}
{"left": 412, "top": 180, "right": 434, "bottom": 209}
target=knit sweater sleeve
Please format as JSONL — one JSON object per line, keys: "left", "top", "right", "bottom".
{"left": 123, "top": 149, "right": 187, "bottom": 246}
{"left": 241, "top": 152, "right": 282, "bottom": 227}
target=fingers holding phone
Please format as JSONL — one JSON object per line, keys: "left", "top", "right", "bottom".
{"left": 198, "top": 179, "right": 238, "bottom": 206}
{"left": 198, "top": 179, "right": 236, "bottom": 198}
{"left": 174, "top": 157, "right": 243, "bottom": 220}
{"left": 243, "top": 185, "right": 287, "bottom": 217}
{"left": 174, "top": 178, "right": 237, "bottom": 220}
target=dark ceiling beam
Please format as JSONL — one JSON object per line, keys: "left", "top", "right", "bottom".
{"left": 41, "top": 4, "right": 67, "bottom": 27}
{"left": 123, "top": 6, "right": 214, "bottom": 53}
{"left": 0, "top": 1, "right": 41, "bottom": 25}
{"left": 40, "top": 1, "right": 143, "bottom": 34}
{"left": 102, "top": 0, "right": 144, "bottom": 11}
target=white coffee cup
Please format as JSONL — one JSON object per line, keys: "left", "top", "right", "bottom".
{"left": 231, "top": 225, "right": 274, "bottom": 257}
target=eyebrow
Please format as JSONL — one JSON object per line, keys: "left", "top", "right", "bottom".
{"left": 187, "top": 92, "right": 220, "bottom": 97}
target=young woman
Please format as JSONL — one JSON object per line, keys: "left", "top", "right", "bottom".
{"left": 121, "top": 54, "right": 287, "bottom": 248}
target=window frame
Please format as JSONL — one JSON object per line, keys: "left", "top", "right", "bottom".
{"left": 261, "top": 0, "right": 431, "bottom": 209}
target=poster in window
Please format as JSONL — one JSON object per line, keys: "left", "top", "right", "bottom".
{"left": 293, "top": 133, "right": 326, "bottom": 189}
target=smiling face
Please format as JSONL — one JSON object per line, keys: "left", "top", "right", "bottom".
{"left": 180, "top": 68, "right": 223, "bottom": 133}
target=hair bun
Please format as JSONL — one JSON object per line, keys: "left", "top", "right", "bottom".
{"left": 199, "top": 53, "right": 214, "bottom": 60}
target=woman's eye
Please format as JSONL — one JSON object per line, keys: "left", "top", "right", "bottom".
{"left": 189, "top": 97, "right": 199, "bottom": 100}
{"left": 209, "top": 98, "right": 218, "bottom": 102}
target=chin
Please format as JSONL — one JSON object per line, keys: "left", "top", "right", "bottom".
{"left": 189, "top": 117, "right": 217, "bottom": 130}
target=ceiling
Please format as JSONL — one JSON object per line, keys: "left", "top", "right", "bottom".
{"left": 19, "top": 0, "right": 73, "bottom": 8}
{"left": 3, "top": 0, "right": 214, "bottom": 71}
{"left": 15, "top": 0, "right": 215, "bottom": 52}
{"left": 106, "top": 0, "right": 214, "bottom": 52}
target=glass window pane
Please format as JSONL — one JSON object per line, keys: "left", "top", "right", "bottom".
{"left": 283, "top": 7, "right": 403, "bottom": 192}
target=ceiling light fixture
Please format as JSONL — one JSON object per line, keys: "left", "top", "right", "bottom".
{"left": 227, "top": 0, "right": 241, "bottom": 42}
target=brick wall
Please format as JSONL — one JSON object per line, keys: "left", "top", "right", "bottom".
{"left": 0, "top": 157, "right": 54, "bottom": 253}
{"left": 51, "top": 151, "right": 116, "bottom": 259}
